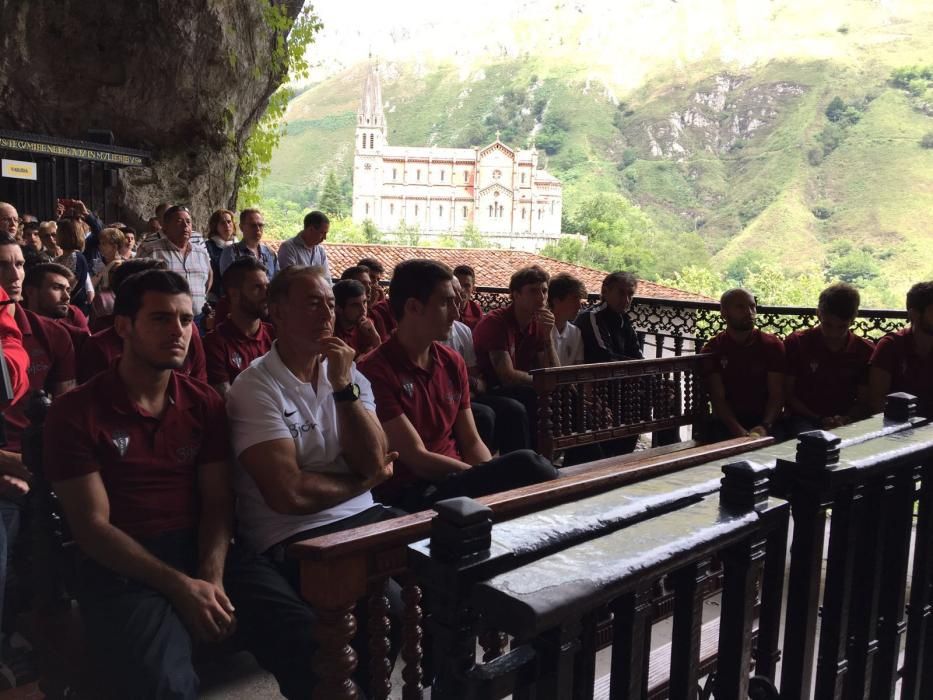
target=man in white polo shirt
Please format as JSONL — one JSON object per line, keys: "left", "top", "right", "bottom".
{"left": 225, "top": 264, "right": 400, "bottom": 696}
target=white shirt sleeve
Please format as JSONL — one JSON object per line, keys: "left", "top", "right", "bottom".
{"left": 226, "top": 371, "right": 293, "bottom": 458}
{"left": 569, "top": 324, "right": 584, "bottom": 365}
{"left": 84, "top": 273, "right": 93, "bottom": 294}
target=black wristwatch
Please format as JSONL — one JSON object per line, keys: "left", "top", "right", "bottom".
{"left": 333, "top": 382, "right": 361, "bottom": 403}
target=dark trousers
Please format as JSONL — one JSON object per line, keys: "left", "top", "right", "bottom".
{"left": 471, "top": 401, "right": 497, "bottom": 453}
{"left": 78, "top": 530, "right": 317, "bottom": 700}
{"left": 0, "top": 499, "right": 20, "bottom": 639}
{"left": 390, "top": 450, "right": 558, "bottom": 513}
{"left": 476, "top": 385, "right": 538, "bottom": 452}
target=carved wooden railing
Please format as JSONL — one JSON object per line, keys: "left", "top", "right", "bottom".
{"left": 404, "top": 394, "right": 930, "bottom": 699}
{"left": 531, "top": 354, "right": 710, "bottom": 460}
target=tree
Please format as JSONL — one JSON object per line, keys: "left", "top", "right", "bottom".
{"left": 395, "top": 222, "right": 421, "bottom": 247}
{"left": 362, "top": 219, "right": 382, "bottom": 243}
{"left": 318, "top": 171, "right": 349, "bottom": 217}
{"left": 921, "top": 132, "right": 933, "bottom": 149}
{"left": 459, "top": 223, "right": 489, "bottom": 249}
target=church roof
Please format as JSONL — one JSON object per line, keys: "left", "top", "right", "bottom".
{"left": 359, "top": 65, "right": 384, "bottom": 122}
{"left": 381, "top": 145, "right": 478, "bottom": 160}
{"left": 315, "top": 243, "right": 711, "bottom": 301}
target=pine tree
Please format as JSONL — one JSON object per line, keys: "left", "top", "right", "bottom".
{"left": 318, "top": 171, "right": 348, "bottom": 217}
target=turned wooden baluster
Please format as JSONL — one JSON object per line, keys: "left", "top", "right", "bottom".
{"left": 479, "top": 630, "right": 509, "bottom": 662}
{"left": 311, "top": 605, "right": 359, "bottom": 699}
{"left": 368, "top": 584, "right": 392, "bottom": 700}
{"left": 401, "top": 579, "right": 424, "bottom": 700}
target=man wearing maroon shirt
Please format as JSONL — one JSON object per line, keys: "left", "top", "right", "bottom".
{"left": 358, "top": 260, "right": 556, "bottom": 511}
{"left": 701, "top": 288, "right": 785, "bottom": 440}
{"left": 78, "top": 259, "right": 208, "bottom": 384}
{"left": 43, "top": 270, "right": 316, "bottom": 699}
{"left": 333, "top": 279, "right": 381, "bottom": 358}
{"left": 785, "top": 283, "right": 874, "bottom": 434}
{"left": 369, "top": 296, "right": 398, "bottom": 341}
{"left": 22, "top": 262, "right": 90, "bottom": 352}
{"left": 454, "top": 264, "right": 484, "bottom": 330}
{"left": 203, "top": 257, "right": 273, "bottom": 397}
{"left": 357, "top": 257, "right": 386, "bottom": 306}
{"left": 869, "top": 281, "right": 933, "bottom": 417}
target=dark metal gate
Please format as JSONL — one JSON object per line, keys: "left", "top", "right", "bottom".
{"left": 0, "top": 130, "right": 150, "bottom": 222}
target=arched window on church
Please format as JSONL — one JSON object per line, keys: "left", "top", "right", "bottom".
{"left": 390, "top": 203, "right": 395, "bottom": 215}
{"left": 369, "top": 134, "right": 374, "bottom": 149}
{"left": 538, "top": 208, "right": 543, "bottom": 220}
{"left": 464, "top": 172, "right": 468, "bottom": 183}
{"left": 417, "top": 169, "right": 421, "bottom": 181}
{"left": 488, "top": 205, "right": 493, "bottom": 217}
{"left": 361, "top": 134, "right": 366, "bottom": 149}
{"left": 521, "top": 172, "right": 526, "bottom": 184}
{"left": 392, "top": 168, "right": 397, "bottom": 180}
{"left": 463, "top": 206, "right": 468, "bottom": 218}
{"left": 550, "top": 202, "right": 555, "bottom": 215}
{"left": 440, "top": 170, "right": 445, "bottom": 182}
{"left": 365, "top": 203, "right": 370, "bottom": 215}
{"left": 521, "top": 208, "right": 526, "bottom": 219}
{"left": 415, "top": 205, "right": 419, "bottom": 217}
{"left": 438, "top": 205, "right": 443, "bottom": 217}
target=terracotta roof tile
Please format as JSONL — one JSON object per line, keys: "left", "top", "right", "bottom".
{"left": 265, "top": 241, "right": 711, "bottom": 302}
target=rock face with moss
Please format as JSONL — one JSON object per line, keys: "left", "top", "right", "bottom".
{"left": 0, "top": 0, "right": 303, "bottom": 227}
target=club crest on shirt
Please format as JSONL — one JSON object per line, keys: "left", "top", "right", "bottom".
{"left": 175, "top": 445, "right": 199, "bottom": 463}
{"left": 720, "top": 357, "right": 729, "bottom": 369}
{"left": 230, "top": 351, "right": 244, "bottom": 369}
{"left": 401, "top": 377, "right": 414, "bottom": 398}
{"left": 111, "top": 430, "right": 130, "bottom": 457}
{"left": 810, "top": 361, "right": 819, "bottom": 373}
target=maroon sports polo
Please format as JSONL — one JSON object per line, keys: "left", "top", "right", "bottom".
{"left": 44, "top": 369, "right": 229, "bottom": 539}
{"left": 785, "top": 327, "right": 873, "bottom": 418}
{"left": 333, "top": 321, "right": 378, "bottom": 358}
{"left": 203, "top": 319, "right": 274, "bottom": 386}
{"left": 870, "top": 327, "right": 933, "bottom": 417}
{"left": 4, "top": 305, "right": 76, "bottom": 453}
{"left": 701, "top": 329, "right": 785, "bottom": 422}
{"left": 369, "top": 299, "right": 397, "bottom": 342}
{"left": 472, "top": 305, "right": 547, "bottom": 387}
{"left": 357, "top": 336, "right": 470, "bottom": 502}
{"left": 460, "top": 300, "right": 483, "bottom": 330}
{"left": 77, "top": 325, "right": 208, "bottom": 384}
{"left": 55, "top": 304, "right": 91, "bottom": 354}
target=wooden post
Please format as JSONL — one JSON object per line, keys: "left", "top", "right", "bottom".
{"left": 367, "top": 581, "right": 392, "bottom": 700}
{"left": 608, "top": 586, "right": 653, "bottom": 700}
{"left": 902, "top": 459, "right": 933, "bottom": 699}
{"left": 668, "top": 562, "right": 705, "bottom": 700}
{"left": 401, "top": 578, "right": 424, "bottom": 700}
{"left": 717, "top": 538, "right": 765, "bottom": 700}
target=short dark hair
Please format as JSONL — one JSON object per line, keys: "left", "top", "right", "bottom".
{"left": 389, "top": 259, "right": 453, "bottom": 320}
{"left": 24, "top": 262, "right": 75, "bottom": 290}
{"left": 222, "top": 256, "right": 267, "bottom": 293}
{"left": 334, "top": 279, "right": 366, "bottom": 308}
{"left": 357, "top": 257, "right": 384, "bottom": 274}
{"left": 720, "top": 288, "right": 756, "bottom": 307}
{"left": 268, "top": 265, "right": 328, "bottom": 306}
{"left": 601, "top": 271, "right": 637, "bottom": 295}
{"left": 239, "top": 208, "right": 262, "bottom": 225}
{"left": 548, "top": 273, "right": 587, "bottom": 305}
{"left": 162, "top": 205, "right": 191, "bottom": 224}
{"left": 906, "top": 281, "right": 933, "bottom": 314}
{"left": 23, "top": 220, "right": 40, "bottom": 233}
{"left": 509, "top": 265, "right": 549, "bottom": 293}
{"left": 818, "top": 282, "right": 860, "bottom": 319}
{"left": 340, "top": 265, "right": 370, "bottom": 281}
{"left": 114, "top": 270, "right": 191, "bottom": 320}
{"left": 303, "top": 211, "right": 329, "bottom": 229}
{"left": 0, "top": 233, "right": 18, "bottom": 249}
{"left": 110, "top": 258, "right": 168, "bottom": 295}
{"left": 453, "top": 264, "right": 475, "bottom": 279}
{"left": 55, "top": 218, "right": 85, "bottom": 252}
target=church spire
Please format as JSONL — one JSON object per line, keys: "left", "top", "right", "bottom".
{"left": 359, "top": 63, "right": 385, "bottom": 128}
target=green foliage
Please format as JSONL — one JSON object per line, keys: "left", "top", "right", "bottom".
{"left": 816, "top": 123, "right": 846, "bottom": 157}
{"left": 361, "top": 219, "right": 382, "bottom": 243}
{"left": 824, "top": 240, "right": 881, "bottom": 286}
{"left": 811, "top": 206, "right": 832, "bottom": 220}
{"left": 236, "top": 3, "right": 322, "bottom": 208}
{"left": 459, "top": 223, "right": 489, "bottom": 249}
{"left": 620, "top": 148, "right": 638, "bottom": 168}
{"left": 395, "top": 222, "right": 421, "bottom": 246}
{"left": 317, "top": 171, "right": 350, "bottom": 217}
{"left": 657, "top": 266, "right": 724, "bottom": 300}
{"left": 891, "top": 65, "right": 933, "bottom": 90}
{"left": 825, "top": 96, "right": 862, "bottom": 125}
{"left": 921, "top": 132, "right": 933, "bottom": 149}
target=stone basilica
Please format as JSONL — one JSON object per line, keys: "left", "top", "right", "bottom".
{"left": 351, "top": 66, "right": 564, "bottom": 251}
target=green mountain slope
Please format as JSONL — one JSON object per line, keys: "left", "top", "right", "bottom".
{"left": 265, "top": 0, "right": 933, "bottom": 304}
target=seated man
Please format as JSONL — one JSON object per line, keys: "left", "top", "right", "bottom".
{"left": 203, "top": 257, "right": 274, "bottom": 397}
{"left": 358, "top": 260, "right": 557, "bottom": 512}
{"left": 548, "top": 272, "right": 587, "bottom": 366}
{"left": 869, "top": 280, "right": 933, "bottom": 418}
{"left": 575, "top": 270, "right": 642, "bottom": 363}
{"left": 79, "top": 259, "right": 207, "bottom": 384}
{"left": 701, "top": 288, "right": 785, "bottom": 439}
{"left": 44, "top": 270, "right": 317, "bottom": 699}
{"left": 473, "top": 265, "right": 558, "bottom": 450}
{"left": 784, "top": 282, "right": 874, "bottom": 434}
{"left": 369, "top": 294, "right": 398, "bottom": 341}
{"left": 453, "top": 264, "right": 484, "bottom": 330}
{"left": 22, "top": 261, "right": 91, "bottom": 352}
{"left": 340, "top": 265, "right": 373, "bottom": 300}
{"left": 357, "top": 257, "right": 386, "bottom": 305}
{"left": 333, "top": 279, "right": 381, "bottom": 358}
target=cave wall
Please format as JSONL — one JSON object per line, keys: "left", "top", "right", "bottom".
{"left": 0, "top": 0, "right": 304, "bottom": 229}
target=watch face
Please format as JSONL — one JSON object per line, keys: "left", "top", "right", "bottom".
{"left": 350, "top": 383, "right": 361, "bottom": 399}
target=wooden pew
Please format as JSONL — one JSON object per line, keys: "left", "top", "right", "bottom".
{"left": 531, "top": 354, "right": 711, "bottom": 460}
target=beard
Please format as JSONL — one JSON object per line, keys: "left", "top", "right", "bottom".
{"left": 729, "top": 318, "right": 755, "bottom": 332}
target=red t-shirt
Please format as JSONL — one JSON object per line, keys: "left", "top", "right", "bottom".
{"left": 54, "top": 305, "right": 91, "bottom": 355}
{"left": 77, "top": 325, "right": 208, "bottom": 385}
{"left": 784, "top": 327, "right": 873, "bottom": 418}
{"left": 701, "top": 329, "right": 785, "bottom": 422}
{"left": 0, "top": 290, "right": 30, "bottom": 408}
{"left": 472, "top": 305, "right": 547, "bottom": 387}
{"left": 202, "top": 319, "right": 274, "bottom": 386}
{"left": 870, "top": 327, "right": 933, "bottom": 417}
{"left": 460, "top": 300, "right": 484, "bottom": 330}
{"left": 334, "top": 320, "right": 379, "bottom": 358}
{"left": 357, "top": 336, "right": 470, "bottom": 501}
{"left": 44, "top": 369, "right": 230, "bottom": 539}
{"left": 4, "top": 306, "right": 76, "bottom": 453}
{"left": 369, "top": 299, "right": 397, "bottom": 342}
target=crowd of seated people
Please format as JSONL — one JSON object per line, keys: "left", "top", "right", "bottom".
{"left": 0, "top": 195, "right": 930, "bottom": 697}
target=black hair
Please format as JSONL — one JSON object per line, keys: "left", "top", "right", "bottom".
{"left": 601, "top": 271, "right": 637, "bottom": 295}
{"left": 357, "top": 257, "right": 384, "bottom": 274}
{"left": 222, "top": 256, "right": 267, "bottom": 293}
{"left": 333, "top": 279, "right": 367, "bottom": 308}
{"left": 110, "top": 258, "right": 168, "bottom": 295}
{"left": 341, "top": 265, "right": 370, "bottom": 281}
{"left": 548, "top": 272, "right": 587, "bottom": 306}
{"left": 114, "top": 270, "right": 191, "bottom": 320}
{"left": 906, "top": 281, "right": 933, "bottom": 315}
{"left": 24, "top": 262, "right": 75, "bottom": 289}
{"left": 509, "top": 265, "right": 549, "bottom": 293}
{"left": 389, "top": 259, "right": 453, "bottom": 320}
{"left": 453, "top": 264, "right": 475, "bottom": 279}
{"left": 818, "top": 282, "right": 860, "bottom": 319}
{"left": 162, "top": 205, "right": 191, "bottom": 224}
{"left": 303, "top": 210, "right": 329, "bottom": 229}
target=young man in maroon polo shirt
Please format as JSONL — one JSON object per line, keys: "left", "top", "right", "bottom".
{"left": 358, "top": 259, "right": 557, "bottom": 512}
{"left": 78, "top": 259, "right": 207, "bottom": 384}
{"left": 333, "top": 279, "right": 381, "bottom": 358}
{"left": 869, "top": 281, "right": 933, "bottom": 417}
{"left": 784, "top": 282, "right": 874, "bottom": 434}
{"left": 358, "top": 257, "right": 387, "bottom": 306}
{"left": 22, "top": 262, "right": 91, "bottom": 352}
{"left": 203, "top": 257, "right": 273, "bottom": 397}
{"left": 701, "top": 288, "right": 785, "bottom": 440}
{"left": 454, "top": 264, "right": 484, "bottom": 330}
{"left": 43, "top": 270, "right": 317, "bottom": 699}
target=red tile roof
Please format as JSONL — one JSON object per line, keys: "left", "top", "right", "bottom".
{"left": 265, "top": 241, "right": 710, "bottom": 302}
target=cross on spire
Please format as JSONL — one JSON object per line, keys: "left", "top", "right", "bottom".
{"left": 495, "top": 130, "right": 501, "bottom": 141}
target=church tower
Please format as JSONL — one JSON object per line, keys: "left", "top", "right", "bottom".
{"left": 352, "top": 64, "right": 386, "bottom": 224}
